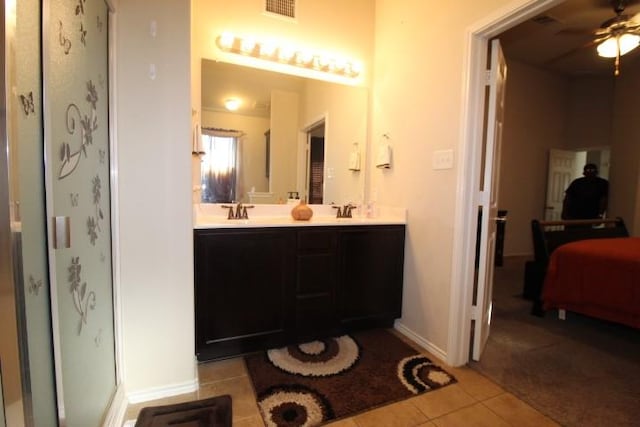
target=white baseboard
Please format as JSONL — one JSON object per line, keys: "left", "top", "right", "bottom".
{"left": 393, "top": 321, "right": 447, "bottom": 362}
{"left": 126, "top": 378, "right": 199, "bottom": 405}
{"left": 103, "top": 384, "right": 127, "bottom": 427}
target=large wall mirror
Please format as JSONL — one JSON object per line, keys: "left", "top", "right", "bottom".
{"left": 200, "top": 59, "right": 368, "bottom": 205}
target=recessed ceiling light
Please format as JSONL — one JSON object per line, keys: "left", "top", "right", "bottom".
{"left": 225, "top": 98, "right": 241, "bottom": 111}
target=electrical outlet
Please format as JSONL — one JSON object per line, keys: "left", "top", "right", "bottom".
{"left": 433, "top": 149, "right": 454, "bottom": 170}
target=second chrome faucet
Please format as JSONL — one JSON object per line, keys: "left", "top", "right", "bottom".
{"left": 333, "top": 204, "right": 357, "bottom": 218}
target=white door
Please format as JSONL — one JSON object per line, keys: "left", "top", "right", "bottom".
{"left": 472, "top": 39, "right": 507, "bottom": 361}
{"left": 544, "top": 149, "right": 584, "bottom": 220}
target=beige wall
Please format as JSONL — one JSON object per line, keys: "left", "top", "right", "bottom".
{"left": 299, "top": 79, "right": 368, "bottom": 205}
{"left": 498, "top": 60, "right": 569, "bottom": 256}
{"left": 498, "top": 59, "right": 638, "bottom": 255}
{"left": 370, "top": 0, "right": 520, "bottom": 353}
{"left": 116, "top": 0, "right": 194, "bottom": 395}
{"left": 565, "top": 77, "right": 614, "bottom": 149}
{"left": 270, "top": 90, "right": 299, "bottom": 201}
{"left": 610, "top": 59, "right": 640, "bottom": 235}
{"left": 498, "top": 60, "right": 635, "bottom": 255}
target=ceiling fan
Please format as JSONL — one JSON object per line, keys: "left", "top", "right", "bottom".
{"left": 553, "top": 0, "right": 640, "bottom": 75}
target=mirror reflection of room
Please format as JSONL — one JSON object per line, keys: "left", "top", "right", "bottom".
{"left": 197, "top": 59, "right": 368, "bottom": 205}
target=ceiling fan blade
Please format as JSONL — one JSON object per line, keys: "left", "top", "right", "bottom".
{"left": 555, "top": 28, "right": 598, "bottom": 36}
{"left": 544, "top": 39, "right": 598, "bottom": 65}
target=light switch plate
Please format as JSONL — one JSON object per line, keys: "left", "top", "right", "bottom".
{"left": 433, "top": 149, "right": 454, "bottom": 170}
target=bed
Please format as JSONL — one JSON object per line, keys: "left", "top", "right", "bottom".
{"left": 525, "top": 218, "right": 634, "bottom": 324}
{"left": 542, "top": 235, "right": 640, "bottom": 329}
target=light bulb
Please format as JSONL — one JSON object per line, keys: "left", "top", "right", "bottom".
{"left": 260, "top": 41, "right": 277, "bottom": 57}
{"left": 218, "top": 32, "right": 235, "bottom": 50}
{"left": 240, "top": 38, "right": 256, "bottom": 54}
{"left": 278, "top": 45, "right": 295, "bottom": 62}
{"left": 618, "top": 33, "right": 640, "bottom": 55}
{"left": 597, "top": 33, "right": 640, "bottom": 58}
{"left": 224, "top": 98, "right": 241, "bottom": 111}
{"left": 597, "top": 37, "right": 617, "bottom": 58}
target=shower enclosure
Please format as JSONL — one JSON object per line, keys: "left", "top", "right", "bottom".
{"left": 0, "top": 0, "right": 118, "bottom": 425}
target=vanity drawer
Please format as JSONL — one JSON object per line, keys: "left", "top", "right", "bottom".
{"left": 297, "top": 229, "right": 336, "bottom": 253}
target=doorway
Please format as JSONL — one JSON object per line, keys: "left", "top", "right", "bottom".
{"left": 305, "top": 122, "right": 326, "bottom": 204}
{"left": 545, "top": 147, "right": 610, "bottom": 220}
{"left": 448, "top": 0, "right": 563, "bottom": 367}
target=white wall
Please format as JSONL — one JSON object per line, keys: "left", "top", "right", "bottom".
{"left": 115, "top": 0, "right": 195, "bottom": 395}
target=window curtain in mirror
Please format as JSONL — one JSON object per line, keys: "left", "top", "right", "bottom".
{"left": 201, "top": 128, "right": 244, "bottom": 203}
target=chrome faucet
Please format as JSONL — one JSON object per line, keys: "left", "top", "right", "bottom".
{"left": 222, "top": 203, "right": 254, "bottom": 219}
{"left": 342, "top": 204, "right": 356, "bottom": 218}
{"left": 234, "top": 202, "right": 244, "bottom": 219}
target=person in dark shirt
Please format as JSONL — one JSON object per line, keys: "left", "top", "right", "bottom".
{"left": 561, "top": 163, "right": 609, "bottom": 220}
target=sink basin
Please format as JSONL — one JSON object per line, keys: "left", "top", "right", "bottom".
{"left": 193, "top": 203, "right": 406, "bottom": 228}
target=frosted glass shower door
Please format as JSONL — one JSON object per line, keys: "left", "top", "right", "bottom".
{"left": 43, "top": 0, "right": 116, "bottom": 425}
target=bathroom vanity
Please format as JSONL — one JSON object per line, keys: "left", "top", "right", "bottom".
{"left": 193, "top": 204, "right": 406, "bottom": 361}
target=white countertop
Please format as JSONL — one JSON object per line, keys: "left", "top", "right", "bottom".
{"left": 193, "top": 203, "right": 406, "bottom": 229}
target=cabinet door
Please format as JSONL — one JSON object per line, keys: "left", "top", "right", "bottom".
{"left": 295, "top": 229, "right": 339, "bottom": 339}
{"left": 194, "top": 229, "right": 295, "bottom": 360}
{"left": 338, "top": 226, "right": 405, "bottom": 329}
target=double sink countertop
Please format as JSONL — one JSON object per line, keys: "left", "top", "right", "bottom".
{"left": 193, "top": 203, "right": 407, "bottom": 229}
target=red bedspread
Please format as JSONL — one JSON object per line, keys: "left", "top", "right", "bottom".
{"left": 542, "top": 237, "right": 640, "bottom": 329}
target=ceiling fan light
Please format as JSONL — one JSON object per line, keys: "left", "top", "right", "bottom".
{"left": 597, "top": 33, "right": 640, "bottom": 58}
{"left": 597, "top": 37, "right": 619, "bottom": 58}
{"left": 224, "top": 98, "right": 241, "bottom": 111}
{"left": 618, "top": 33, "right": 640, "bottom": 55}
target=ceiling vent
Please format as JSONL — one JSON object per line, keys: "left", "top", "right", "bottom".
{"left": 265, "top": 0, "right": 296, "bottom": 19}
{"left": 531, "top": 14, "right": 560, "bottom": 25}
{"left": 253, "top": 100, "right": 271, "bottom": 111}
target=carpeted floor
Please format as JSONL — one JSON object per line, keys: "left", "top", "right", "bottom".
{"left": 470, "top": 256, "right": 640, "bottom": 427}
{"left": 245, "top": 328, "right": 456, "bottom": 426}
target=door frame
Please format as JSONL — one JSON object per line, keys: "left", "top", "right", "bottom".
{"left": 300, "top": 114, "right": 327, "bottom": 202}
{"left": 447, "top": 0, "right": 563, "bottom": 367}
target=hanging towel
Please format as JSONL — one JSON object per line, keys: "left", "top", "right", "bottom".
{"left": 192, "top": 123, "right": 204, "bottom": 155}
{"left": 376, "top": 144, "right": 391, "bottom": 169}
{"left": 348, "top": 149, "right": 361, "bottom": 171}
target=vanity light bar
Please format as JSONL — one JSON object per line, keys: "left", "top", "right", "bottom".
{"left": 216, "top": 32, "right": 362, "bottom": 78}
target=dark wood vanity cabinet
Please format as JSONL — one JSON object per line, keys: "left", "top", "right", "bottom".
{"left": 337, "top": 226, "right": 405, "bottom": 329}
{"left": 194, "top": 225, "right": 405, "bottom": 361}
{"left": 194, "top": 228, "right": 295, "bottom": 361}
{"left": 294, "top": 229, "right": 340, "bottom": 341}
